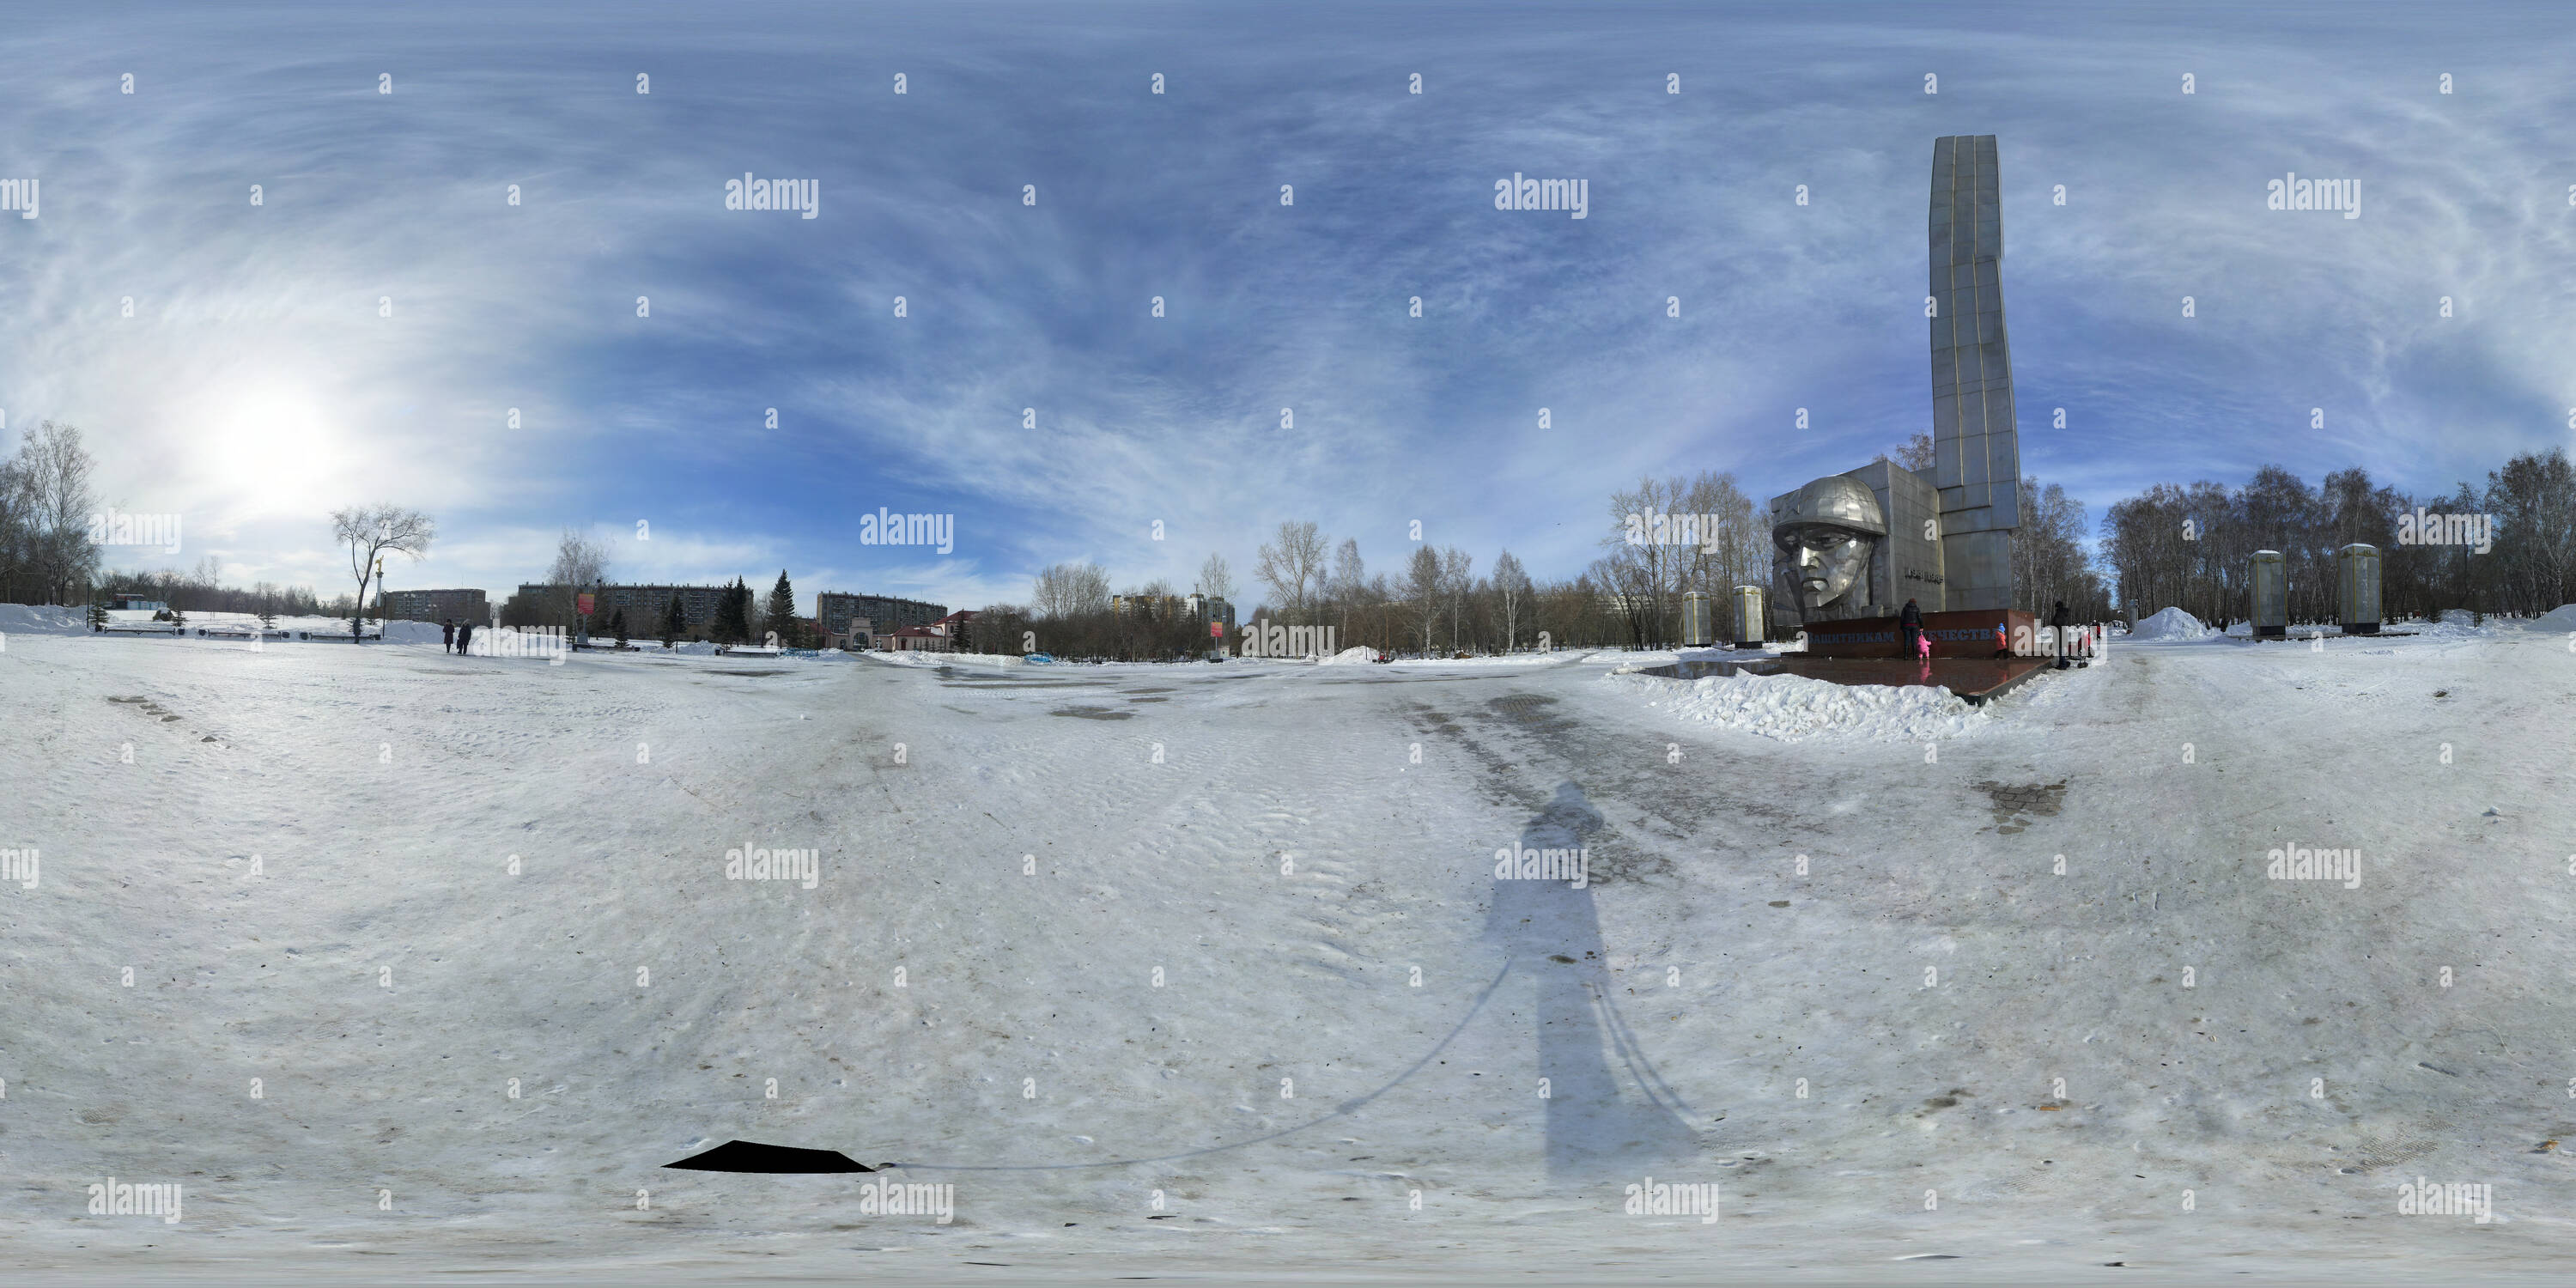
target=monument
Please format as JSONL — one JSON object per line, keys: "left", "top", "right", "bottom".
{"left": 1768, "top": 135, "right": 2033, "bottom": 658}
{"left": 2337, "top": 544, "right": 2381, "bottom": 635}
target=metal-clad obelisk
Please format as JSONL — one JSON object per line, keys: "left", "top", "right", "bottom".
{"left": 1926, "top": 135, "right": 2020, "bottom": 611}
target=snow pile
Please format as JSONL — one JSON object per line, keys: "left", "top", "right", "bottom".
{"left": 0, "top": 605, "right": 85, "bottom": 635}
{"left": 873, "top": 648, "right": 1020, "bottom": 668}
{"left": 1320, "top": 645, "right": 1378, "bottom": 665}
{"left": 1603, "top": 668, "right": 1981, "bottom": 742}
{"left": 2128, "top": 606, "right": 2212, "bottom": 641}
{"left": 2414, "top": 612, "right": 2496, "bottom": 640}
{"left": 2518, "top": 604, "right": 2576, "bottom": 632}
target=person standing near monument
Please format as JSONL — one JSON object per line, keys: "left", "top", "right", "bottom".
{"left": 2049, "top": 600, "right": 2070, "bottom": 669}
{"left": 1899, "top": 598, "right": 1924, "bottom": 659}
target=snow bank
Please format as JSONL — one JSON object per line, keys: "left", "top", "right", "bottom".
{"left": 2128, "top": 606, "right": 2212, "bottom": 641}
{"left": 873, "top": 648, "right": 1019, "bottom": 668}
{"left": 2519, "top": 604, "right": 2576, "bottom": 632}
{"left": 0, "top": 605, "right": 457, "bottom": 643}
{"left": 1602, "top": 668, "right": 1981, "bottom": 742}
{"left": 0, "top": 605, "right": 85, "bottom": 635}
{"left": 1320, "top": 645, "right": 1378, "bottom": 665}
{"left": 2410, "top": 613, "right": 2495, "bottom": 641}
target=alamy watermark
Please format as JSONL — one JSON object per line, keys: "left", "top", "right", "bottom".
{"left": 2397, "top": 507, "right": 2492, "bottom": 554}
{"left": 725, "top": 172, "right": 818, "bottom": 219}
{"left": 2397, "top": 1178, "right": 2493, "bottom": 1222}
{"left": 1237, "top": 622, "right": 1334, "bottom": 659}
{"left": 0, "top": 177, "right": 36, "bottom": 219}
{"left": 724, "top": 841, "right": 818, "bottom": 889}
{"left": 1494, "top": 172, "right": 1588, "bottom": 219}
{"left": 2267, "top": 843, "right": 2360, "bottom": 889}
{"left": 858, "top": 507, "right": 953, "bottom": 555}
{"left": 1495, "top": 844, "right": 1589, "bottom": 889}
{"left": 88, "top": 508, "right": 182, "bottom": 554}
{"left": 466, "top": 625, "right": 568, "bottom": 664}
{"left": 858, "top": 1178, "right": 953, "bottom": 1224}
{"left": 1623, "top": 1176, "right": 1716, "bottom": 1224}
{"left": 2, "top": 847, "right": 36, "bottom": 890}
{"left": 1623, "top": 509, "right": 1728, "bottom": 553}
{"left": 87, "top": 1177, "right": 181, "bottom": 1224}
{"left": 2267, "top": 172, "right": 2359, "bottom": 219}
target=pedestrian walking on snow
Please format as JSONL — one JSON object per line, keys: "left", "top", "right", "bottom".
{"left": 442, "top": 619, "right": 456, "bottom": 653}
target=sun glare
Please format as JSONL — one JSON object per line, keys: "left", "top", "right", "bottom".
{"left": 199, "top": 380, "right": 340, "bottom": 516}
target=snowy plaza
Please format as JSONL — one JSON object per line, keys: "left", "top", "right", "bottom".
{"left": 6, "top": 608, "right": 2574, "bottom": 1279}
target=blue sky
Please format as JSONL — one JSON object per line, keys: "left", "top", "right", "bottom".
{"left": 5, "top": 1, "right": 2573, "bottom": 614}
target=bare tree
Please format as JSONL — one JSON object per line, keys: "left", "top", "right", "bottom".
{"left": 1032, "top": 562, "right": 1109, "bottom": 619}
{"left": 1197, "top": 552, "right": 1236, "bottom": 604}
{"left": 1438, "top": 547, "right": 1473, "bottom": 652}
{"left": 1492, "top": 549, "right": 1530, "bottom": 652}
{"left": 1326, "top": 538, "right": 1365, "bottom": 640}
{"left": 1254, "top": 520, "right": 1327, "bottom": 624}
{"left": 330, "top": 504, "right": 434, "bottom": 641}
{"left": 19, "top": 421, "right": 99, "bottom": 605}
{"left": 1874, "top": 432, "right": 1935, "bottom": 472}
{"left": 547, "top": 527, "right": 611, "bottom": 633}
{"left": 1405, "top": 544, "right": 1443, "bottom": 655}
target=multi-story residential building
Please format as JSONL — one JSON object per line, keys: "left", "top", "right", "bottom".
{"left": 817, "top": 592, "right": 945, "bottom": 636}
{"left": 1185, "top": 593, "right": 1236, "bottom": 643}
{"left": 380, "top": 587, "right": 492, "bottom": 624}
{"left": 1110, "top": 593, "right": 1182, "bottom": 620}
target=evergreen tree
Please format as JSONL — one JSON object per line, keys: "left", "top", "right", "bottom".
{"left": 763, "top": 569, "right": 798, "bottom": 647}
{"left": 256, "top": 597, "right": 276, "bottom": 631}
{"left": 611, "top": 607, "right": 629, "bottom": 647}
{"left": 660, "top": 593, "right": 684, "bottom": 647}
{"left": 717, "top": 577, "right": 752, "bottom": 644}
{"left": 88, "top": 592, "right": 107, "bottom": 632}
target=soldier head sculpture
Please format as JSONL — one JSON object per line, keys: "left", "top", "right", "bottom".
{"left": 1771, "top": 474, "right": 1886, "bottom": 621}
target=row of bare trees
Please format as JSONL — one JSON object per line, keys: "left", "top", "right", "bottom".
{"left": 972, "top": 519, "right": 1698, "bottom": 660}
{"left": 969, "top": 458, "right": 2125, "bottom": 659}
{"left": 1585, "top": 471, "right": 1770, "bottom": 647}
{"left": 2103, "top": 451, "right": 2576, "bottom": 625}
{"left": 100, "top": 556, "right": 330, "bottom": 617}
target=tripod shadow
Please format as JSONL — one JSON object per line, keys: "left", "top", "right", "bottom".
{"left": 1485, "top": 782, "right": 1704, "bottom": 1179}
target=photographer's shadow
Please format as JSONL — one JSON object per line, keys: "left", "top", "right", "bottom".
{"left": 1484, "top": 782, "right": 1703, "bottom": 1179}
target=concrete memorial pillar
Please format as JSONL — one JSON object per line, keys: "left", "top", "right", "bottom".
{"left": 2251, "top": 550, "right": 2287, "bottom": 637}
{"left": 2337, "top": 544, "right": 2381, "bottom": 635}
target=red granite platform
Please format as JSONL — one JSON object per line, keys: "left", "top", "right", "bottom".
{"left": 1798, "top": 608, "right": 2040, "bottom": 659}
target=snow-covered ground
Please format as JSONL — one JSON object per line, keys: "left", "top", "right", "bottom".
{"left": 4, "top": 614, "right": 2575, "bottom": 1281}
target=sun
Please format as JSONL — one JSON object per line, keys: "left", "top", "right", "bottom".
{"left": 196, "top": 379, "right": 341, "bottom": 517}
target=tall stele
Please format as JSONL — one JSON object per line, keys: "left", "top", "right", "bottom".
{"left": 1770, "top": 134, "right": 2023, "bottom": 635}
